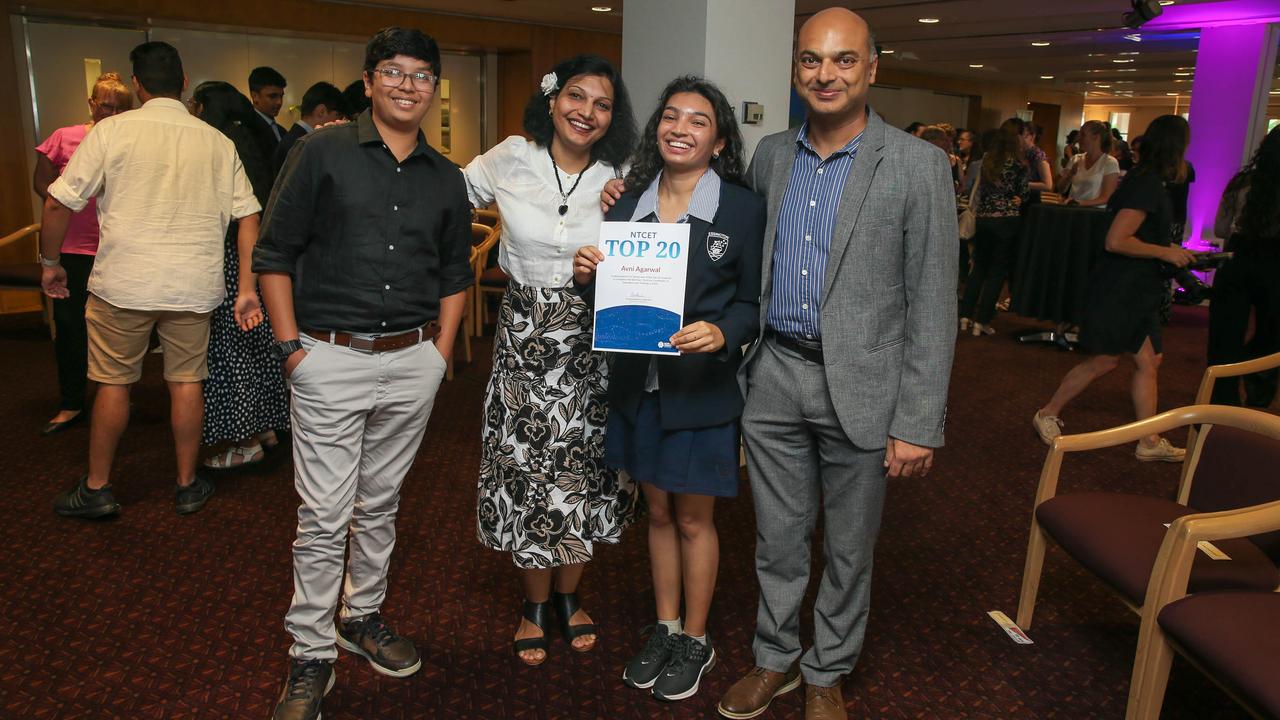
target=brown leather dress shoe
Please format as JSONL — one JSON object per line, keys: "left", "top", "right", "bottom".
{"left": 805, "top": 684, "right": 847, "bottom": 720}
{"left": 717, "top": 663, "right": 801, "bottom": 719}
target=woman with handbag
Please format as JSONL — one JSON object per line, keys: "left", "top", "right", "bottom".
{"left": 958, "top": 122, "right": 1027, "bottom": 336}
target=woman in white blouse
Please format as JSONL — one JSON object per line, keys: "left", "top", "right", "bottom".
{"left": 463, "top": 54, "right": 639, "bottom": 667}
{"left": 1058, "top": 120, "right": 1121, "bottom": 207}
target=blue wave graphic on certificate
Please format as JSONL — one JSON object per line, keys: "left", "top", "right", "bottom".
{"left": 594, "top": 305, "right": 681, "bottom": 354}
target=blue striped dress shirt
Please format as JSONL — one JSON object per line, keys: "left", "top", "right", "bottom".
{"left": 766, "top": 123, "right": 862, "bottom": 342}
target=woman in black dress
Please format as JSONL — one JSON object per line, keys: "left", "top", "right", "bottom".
{"left": 1208, "top": 124, "right": 1280, "bottom": 406}
{"left": 1033, "top": 115, "right": 1196, "bottom": 461}
{"left": 190, "top": 81, "right": 289, "bottom": 467}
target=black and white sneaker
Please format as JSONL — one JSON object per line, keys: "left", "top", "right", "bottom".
{"left": 652, "top": 634, "right": 716, "bottom": 701}
{"left": 271, "top": 659, "right": 334, "bottom": 720}
{"left": 622, "top": 624, "right": 676, "bottom": 689}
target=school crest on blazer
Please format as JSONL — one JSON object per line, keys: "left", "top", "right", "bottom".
{"left": 706, "top": 232, "right": 729, "bottom": 262}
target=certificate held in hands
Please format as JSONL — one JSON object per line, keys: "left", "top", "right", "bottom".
{"left": 591, "top": 221, "right": 690, "bottom": 355}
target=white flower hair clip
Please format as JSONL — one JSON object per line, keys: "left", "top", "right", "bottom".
{"left": 540, "top": 72, "right": 558, "bottom": 97}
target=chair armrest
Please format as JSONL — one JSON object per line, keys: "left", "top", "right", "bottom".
{"left": 1031, "top": 405, "right": 1280, "bottom": 510}
{"left": 1194, "top": 352, "right": 1280, "bottom": 404}
{"left": 472, "top": 227, "right": 501, "bottom": 283}
{"left": 0, "top": 223, "right": 41, "bottom": 252}
{"left": 1142, "top": 500, "right": 1280, "bottom": 613}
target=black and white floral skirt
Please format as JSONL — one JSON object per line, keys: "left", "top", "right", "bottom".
{"left": 476, "top": 281, "right": 638, "bottom": 569}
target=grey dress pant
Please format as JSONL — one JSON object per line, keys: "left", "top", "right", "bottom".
{"left": 284, "top": 333, "right": 447, "bottom": 660}
{"left": 742, "top": 338, "right": 888, "bottom": 687}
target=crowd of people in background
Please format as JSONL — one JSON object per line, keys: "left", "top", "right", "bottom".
{"left": 24, "top": 8, "right": 1279, "bottom": 720}
{"left": 903, "top": 110, "right": 1278, "bottom": 459}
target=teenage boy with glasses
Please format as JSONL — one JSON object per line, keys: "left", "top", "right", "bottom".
{"left": 254, "top": 27, "right": 470, "bottom": 720}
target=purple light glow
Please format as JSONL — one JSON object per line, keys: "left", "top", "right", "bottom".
{"left": 1184, "top": 23, "right": 1272, "bottom": 247}
{"left": 1145, "top": 0, "right": 1280, "bottom": 30}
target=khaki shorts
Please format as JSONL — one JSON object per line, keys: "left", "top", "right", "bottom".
{"left": 85, "top": 294, "right": 212, "bottom": 384}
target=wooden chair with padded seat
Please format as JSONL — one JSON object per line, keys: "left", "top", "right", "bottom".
{"left": 442, "top": 225, "right": 489, "bottom": 381}
{"left": 0, "top": 223, "right": 53, "bottom": 336}
{"left": 472, "top": 207, "right": 500, "bottom": 230}
{"left": 1016, "top": 405, "right": 1280, "bottom": 710}
{"left": 1182, "top": 351, "right": 1280, "bottom": 483}
{"left": 1126, "top": 497, "right": 1280, "bottom": 719}
{"left": 471, "top": 221, "right": 505, "bottom": 337}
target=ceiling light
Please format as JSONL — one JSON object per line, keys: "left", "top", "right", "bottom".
{"left": 918, "top": 17, "right": 940, "bottom": 23}
{"left": 1124, "top": 34, "right": 1143, "bottom": 42}
{"left": 1118, "top": 68, "right": 1137, "bottom": 72}
{"left": 1271, "top": 90, "right": 1280, "bottom": 95}
{"left": 1097, "top": 84, "right": 1112, "bottom": 88}
{"left": 1040, "top": 75, "right": 1054, "bottom": 79}
{"left": 1174, "top": 72, "right": 1191, "bottom": 76}
{"left": 590, "top": 5, "right": 612, "bottom": 11}
{"left": 969, "top": 63, "right": 984, "bottom": 68}
{"left": 1120, "top": 51, "right": 1140, "bottom": 55}
{"left": 1032, "top": 41, "right": 1051, "bottom": 47}
{"left": 880, "top": 49, "right": 895, "bottom": 54}
{"left": 1166, "top": 92, "right": 1180, "bottom": 96}
{"left": 1159, "top": 0, "right": 1175, "bottom": 5}
{"left": 1113, "top": 58, "right": 1134, "bottom": 63}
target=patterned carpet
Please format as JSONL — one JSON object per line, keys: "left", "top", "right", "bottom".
{"left": 0, "top": 305, "right": 1266, "bottom": 719}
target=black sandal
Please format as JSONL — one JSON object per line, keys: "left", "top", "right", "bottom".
{"left": 551, "top": 591, "right": 598, "bottom": 652}
{"left": 513, "top": 599, "right": 551, "bottom": 666}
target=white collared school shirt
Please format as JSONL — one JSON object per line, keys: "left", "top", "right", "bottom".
{"left": 48, "top": 97, "right": 261, "bottom": 313}
{"left": 462, "top": 135, "right": 621, "bottom": 288}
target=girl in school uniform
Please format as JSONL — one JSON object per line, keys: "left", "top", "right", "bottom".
{"left": 573, "top": 75, "right": 765, "bottom": 701}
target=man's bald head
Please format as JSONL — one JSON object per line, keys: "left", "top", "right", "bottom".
{"left": 792, "top": 6, "right": 878, "bottom": 126}
{"left": 798, "top": 7, "right": 877, "bottom": 61}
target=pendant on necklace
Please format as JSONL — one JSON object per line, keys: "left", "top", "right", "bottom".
{"left": 558, "top": 204, "right": 568, "bottom": 216}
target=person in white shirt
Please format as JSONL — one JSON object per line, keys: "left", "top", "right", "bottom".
{"left": 463, "top": 54, "right": 639, "bottom": 667}
{"left": 1058, "top": 120, "right": 1121, "bottom": 207}
{"left": 39, "top": 41, "right": 261, "bottom": 519}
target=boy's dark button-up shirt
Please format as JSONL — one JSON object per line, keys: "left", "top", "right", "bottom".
{"left": 253, "top": 109, "right": 472, "bottom": 334}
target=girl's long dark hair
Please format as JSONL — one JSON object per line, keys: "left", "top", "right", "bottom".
{"left": 1131, "top": 114, "right": 1189, "bottom": 184}
{"left": 624, "top": 75, "right": 746, "bottom": 192}
{"left": 1227, "top": 124, "right": 1280, "bottom": 246}
{"left": 982, "top": 119, "right": 1022, "bottom": 185}
{"left": 191, "top": 81, "right": 256, "bottom": 134}
{"left": 521, "top": 54, "right": 637, "bottom": 169}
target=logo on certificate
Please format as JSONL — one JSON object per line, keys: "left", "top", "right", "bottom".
{"left": 706, "top": 232, "right": 729, "bottom": 262}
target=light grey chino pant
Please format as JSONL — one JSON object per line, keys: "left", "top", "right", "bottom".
{"left": 284, "top": 332, "right": 447, "bottom": 660}
{"left": 742, "top": 337, "right": 888, "bottom": 687}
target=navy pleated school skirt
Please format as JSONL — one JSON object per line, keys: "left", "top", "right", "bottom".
{"left": 605, "top": 391, "right": 741, "bottom": 497}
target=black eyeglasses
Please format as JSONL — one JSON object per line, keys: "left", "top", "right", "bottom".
{"left": 373, "top": 66, "right": 437, "bottom": 90}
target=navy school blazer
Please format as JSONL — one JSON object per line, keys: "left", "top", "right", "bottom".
{"left": 598, "top": 179, "right": 766, "bottom": 431}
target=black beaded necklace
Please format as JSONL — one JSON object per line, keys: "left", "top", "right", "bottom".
{"left": 549, "top": 146, "right": 589, "bottom": 216}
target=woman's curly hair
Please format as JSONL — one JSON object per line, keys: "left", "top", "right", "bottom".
{"left": 624, "top": 75, "right": 746, "bottom": 192}
{"left": 521, "top": 54, "right": 637, "bottom": 169}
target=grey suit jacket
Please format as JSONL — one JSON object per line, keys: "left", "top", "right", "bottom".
{"left": 740, "top": 110, "right": 958, "bottom": 449}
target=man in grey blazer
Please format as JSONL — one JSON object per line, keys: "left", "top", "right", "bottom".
{"left": 718, "top": 8, "right": 957, "bottom": 720}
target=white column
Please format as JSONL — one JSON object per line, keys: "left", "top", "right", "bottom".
{"left": 622, "top": 0, "right": 796, "bottom": 159}
{"left": 1184, "top": 22, "right": 1279, "bottom": 243}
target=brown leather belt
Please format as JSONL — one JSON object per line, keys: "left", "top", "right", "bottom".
{"left": 303, "top": 322, "right": 440, "bottom": 353}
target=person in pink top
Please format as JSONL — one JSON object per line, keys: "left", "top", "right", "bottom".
{"left": 33, "top": 72, "right": 134, "bottom": 435}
